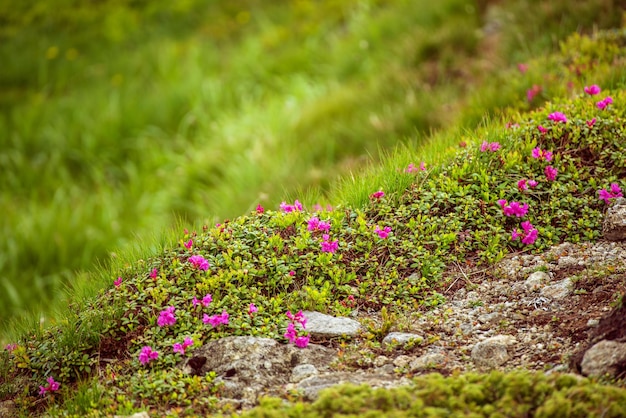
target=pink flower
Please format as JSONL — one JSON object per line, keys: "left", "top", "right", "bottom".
{"left": 511, "top": 221, "right": 538, "bottom": 245}
{"left": 284, "top": 311, "right": 310, "bottom": 348}
{"left": 248, "top": 303, "right": 258, "bottom": 315}
{"left": 517, "top": 179, "right": 538, "bottom": 191}
{"left": 192, "top": 293, "right": 212, "bottom": 307}
{"left": 157, "top": 306, "right": 176, "bottom": 327}
{"left": 480, "top": 141, "right": 501, "bottom": 152}
{"left": 256, "top": 204, "right": 264, "bottom": 213}
{"left": 548, "top": 112, "right": 567, "bottom": 123}
{"left": 406, "top": 162, "right": 426, "bottom": 173}
{"left": 188, "top": 255, "right": 210, "bottom": 270}
{"left": 374, "top": 225, "right": 392, "bottom": 239}
{"left": 597, "top": 96, "right": 613, "bottom": 110}
{"left": 139, "top": 346, "right": 159, "bottom": 365}
{"left": 307, "top": 217, "right": 331, "bottom": 232}
{"left": 584, "top": 85, "right": 601, "bottom": 95}
{"left": 286, "top": 310, "right": 307, "bottom": 328}
{"left": 289, "top": 270, "right": 296, "bottom": 276}
{"left": 184, "top": 239, "right": 193, "bottom": 249}
{"left": 586, "top": 118, "right": 596, "bottom": 127}
{"left": 545, "top": 166, "right": 558, "bottom": 181}
{"left": 598, "top": 183, "right": 623, "bottom": 204}
{"left": 531, "top": 147, "right": 553, "bottom": 161}
{"left": 506, "top": 122, "right": 520, "bottom": 129}
{"left": 5, "top": 343, "right": 17, "bottom": 352}
{"left": 203, "top": 310, "right": 229, "bottom": 328}
{"left": 294, "top": 335, "right": 310, "bottom": 348}
{"left": 370, "top": 190, "right": 385, "bottom": 199}
{"left": 279, "top": 200, "right": 303, "bottom": 213}
{"left": 284, "top": 322, "right": 297, "bottom": 342}
{"left": 320, "top": 234, "right": 339, "bottom": 253}
{"left": 38, "top": 377, "right": 60, "bottom": 396}
{"left": 537, "top": 125, "right": 547, "bottom": 134}
{"left": 497, "top": 200, "right": 528, "bottom": 217}
{"left": 173, "top": 337, "right": 194, "bottom": 355}
{"left": 517, "top": 63, "right": 528, "bottom": 74}
{"left": 114, "top": 277, "right": 122, "bottom": 287}
{"left": 527, "top": 85, "right": 542, "bottom": 102}
{"left": 149, "top": 268, "right": 158, "bottom": 279}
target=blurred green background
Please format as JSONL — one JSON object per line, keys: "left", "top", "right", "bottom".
{"left": 1, "top": 0, "right": 624, "bottom": 333}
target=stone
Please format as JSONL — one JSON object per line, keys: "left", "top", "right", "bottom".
{"left": 382, "top": 332, "right": 423, "bottom": 346}
{"left": 410, "top": 351, "right": 447, "bottom": 371}
{"left": 303, "top": 311, "right": 362, "bottom": 337}
{"left": 580, "top": 340, "right": 626, "bottom": 378}
{"left": 540, "top": 278, "right": 573, "bottom": 299}
{"left": 114, "top": 413, "right": 150, "bottom": 418}
{"left": 471, "top": 335, "right": 515, "bottom": 369}
{"left": 291, "top": 364, "right": 319, "bottom": 383}
{"left": 393, "top": 355, "right": 413, "bottom": 368}
{"left": 296, "top": 372, "right": 410, "bottom": 401}
{"left": 524, "top": 271, "right": 549, "bottom": 291}
{"left": 603, "top": 198, "right": 626, "bottom": 241}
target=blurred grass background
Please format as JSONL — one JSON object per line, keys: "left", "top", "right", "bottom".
{"left": 0, "top": 0, "right": 624, "bottom": 334}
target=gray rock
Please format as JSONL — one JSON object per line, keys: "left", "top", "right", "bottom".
{"left": 291, "top": 364, "right": 319, "bottom": 383}
{"left": 410, "top": 351, "right": 447, "bottom": 371}
{"left": 382, "top": 332, "right": 423, "bottom": 346}
{"left": 525, "top": 271, "right": 549, "bottom": 291}
{"left": 303, "top": 311, "right": 362, "bottom": 337}
{"left": 471, "top": 335, "right": 515, "bottom": 369}
{"left": 393, "top": 355, "right": 413, "bottom": 368}
{"left": 296, "top": 372, "right": 410, "bottom": 401}
{"left": 581, "top": 340, "right": 626, "bottom": 378}
{"left": 557, "top": 256, "right": 578, "bottom": 269}
{"left": 114, "top": 413, "right": 150, "bottom": 418}
{"left": 603, "top": 198, "right": 626, "bottom": 241}
{"left": 540, "top": 278, "right": 573, "bottom": 299}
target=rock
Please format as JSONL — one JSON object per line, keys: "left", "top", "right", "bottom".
{"left": 393, "top": 355, "right": 413, "bottom": 368}
{"left": 303, "top": 311, "right": 362, "bottom": 337}
{"left": 557, "top": 256, "right": 578, "bottom": 269}
{"left": 296, "top": 371, "right": 410, "bottom": 401}
{"left": 540, "top": 278, "right": 573, "bottom": 299}
{"left": 291, "top": 364, "right": 318, "bottom": 383}
{"left": 374, "top": 355, "right": 390, "bottom": 367}
{"left": 603, "top": 198, "right": 626, "bottom": 241}
{"left": 580, "top": 340, "right": 626, "bottom": 378}
{"left": 382, "top": 332, "right": 423, "bottom": 346}
{"left": 410, "top": 351, "right": 447, "bottom": 372}
{"left": 471, "top": 335, "right": 516, "bottom": 369}
{"left": 180, "top": 336, "right": 335, "bottom": 407}
{"left": 524, "top": 271, "right": 549, "bottom": 291}
{"left": 114, "top": 413, "right": 150, "bottom": 418}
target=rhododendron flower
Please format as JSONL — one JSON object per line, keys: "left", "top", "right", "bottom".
{"left": 370, "top": 190, "right": 385, "bottom": 199}
{"left": 38, "top": 377, "right": 60, "bottom": 396}
{"left": 248, "top": 303, "right": 258, "bottom": 315}
{"left": 526, "top": 85, "right": 542, "bottom": 102}
{"left": 188, "top": 255, "right": 209, "bottom": 270}
{"left": 157, "top": 306, "right": 176, "bottom": 327}
{"left": 548, "top": 112, "right": 567, "bottom": 123}
{"left": 545, "top": 166, "right": 558, "bottom": 181}
{"left": 320, "top": 234, "right": 339, "bottom": 253}
{"left": 279, "top": 200, "right": 303, "bottom": 213}
{"left": 531, "top": 148, "right": 553, "bottom": 161}
{"left": 598, "top": 183, "right": 623, "bottom": 204}
{"left": 307, "top": 217, "right": 331, "bottom": 232}
{"left": 149, "top": 268, "right": 158, "bottom": 279}
{"left": 506, "top": 122, "right": 520, "bottom": 129}
{"left": 139, "top": 346, "right": 159, "bottom": 365}
{"left": 284, "top": 311, "right": 310, "bottom": 348}
{"left": 256, "top": 204, "right": 264, "bottom": 213}
{"left": 192, "top": 293, "right": 212, "bottom": 307}
{"left": 184, "top": 239, "right": 193, "bottom": 249}
{"left": 517, "top": 179, "right": 538, "bottom": 191}
{"left": 114, "top": 277, "right": 122, "bottom": 287}
{"left": 203, "top": 310, "right": 229, "bottom": 328}
{"left": 480, "top": 141, "right": 501, "bottom": 152}
{"left": 511, "top": 221, "right": 538, "bottom": 245}
{"left": 375, "top": 225, "right": 392, "bottom": 239}
{"left": 173, "top": 337, "right": 194, "bottom": 355}
{"left": 497, "top": 200, "right": 528, "bottom": 217}
{"left": 597, "top": 96, "right": 613, "bottom": 110}
{"left": 405, "top": 162, "right": 426, "bottom": 173}
{"left": 586, "top": 118, "right": 596, "bottom": 127}
{"left": 289, "top": 270, "right": 296, "bottom": 276}
{"left": 537, "top": 125, "right": 547, "bottom": 134}
{"left": 295, "top": 335, "right": 310, "bottom": 348}
{"left": 584, "top": 85, "right": 601, "bottom": 95}
{"left": 5, "top": 343, "right": 17, "bottom": 352}
{"left": 286, "top": 310, "right": 307, "bottom": 328}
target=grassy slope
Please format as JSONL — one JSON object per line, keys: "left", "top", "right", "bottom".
{"left": 1, "top": 0, "right": 624, "bottom": 332}
{"left": 1, "top": 23, "right": 626, "bottom": 416}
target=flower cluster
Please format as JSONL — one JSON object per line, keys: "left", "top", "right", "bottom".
{"left": 374, "top": 225, "right": 392, "bottom": 239}
{"left": 405, "top": 162, "right": 426, "bottom": 173}
{"left": 545, "top": 165, "right": 558, "bottom": 182}
{"left": 284, "top": 310, "right": 310, "bottom": 348}
{"left": 537, "top": 125, "right": 547, "bottom": 134}
{"left": 248, "top": 303, "right": 258, "bottom": 315}
{"left": 584, "top": 84, "right": 601, "bottom": 95}
{"left": 526, "top": 84, "right": 542, "bottom": 102}
{"left": 517, "top": 179, "right": 538, "bottom": 191}
{"left": 370, "top": 190, "right": 385, "bottom": 199}
{"left": 511, "top": 221, "right": 539, "bottom": 245}
{"left": 192, "top": 293, "right": 212, "bottom": 308}
{"left": 39, "top": 377, "right": 60, "bottom": 397}
{"left": 480, "top": 141, "right": 501, "bottom": 152}
{"left": 184, "top": 239, "right": 193, "bottom": 249}
{"left": 497, "top": 200, "right": 528, "bottom": 217}
{"left": 188, "top": 255, "right": 209, "bottom": 270}
{"left": 320, "top": 234, "right": 339, "bottom": 253}
{"left": 114, "top": 277, "right": 122, "bottom": 287}
{"left": 203, "top": 310, "right": 229, "bottom": 328}
{"left": 5, "top": 343, "right": 17, "bottom": 352}
{"left": 586, "top": 118, "right": 596, "bottom": 128}
{"left": 279, "top": 200, "right": 303, "bottom": 212}
{"left": 149, "top": 268, "right": 158, "bottom": 279}
{"left": 598, "top": 183, "right": 623, "bottom": 204}
{"left": 597, "top": 96, "right": 613, "bottom": 110}
{"left": 157, "top": 306, "right": 176, "bottom": 327}
{"left": 173, "top": 337, "right": 194, "bottom": 355}
{"left": 548, "top": 112, "right": 567, "bottom": 123}
{"left": 139, "top": 346, "right": 159, "bottom": 365}
{"left": 256, "top": 204, "right": 265, "bottom": 213}
{"left": 307, "top": 217, "right": 331, "bottom": 232}
{"left": 531, "top": 147, "right": 553, "bottom": 161}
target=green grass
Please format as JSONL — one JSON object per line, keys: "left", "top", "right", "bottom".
{"left": 1, "top": 22, "right": 626, "bottom": 415}
{"left": 1, "top": 0, "right": 625, "bottom": 332}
